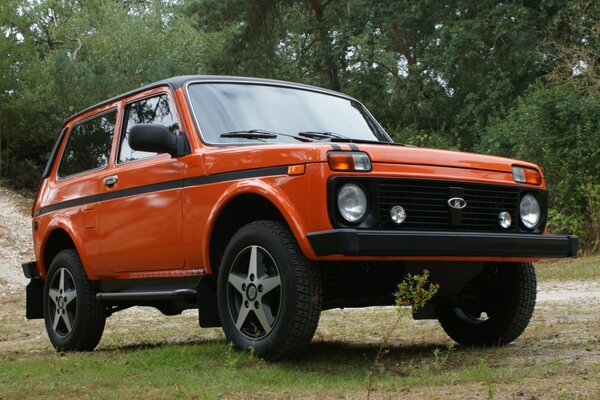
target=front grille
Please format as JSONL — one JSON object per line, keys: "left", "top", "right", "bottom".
{"left": 377, "top": 179, "right": 519, "bottom": 232}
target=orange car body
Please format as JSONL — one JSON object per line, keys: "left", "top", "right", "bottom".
{"left": 23, "top": 76, "right": 577, "bottom": 331}
{"left": 31, "top": 80, "right": 575, "bottom": 281}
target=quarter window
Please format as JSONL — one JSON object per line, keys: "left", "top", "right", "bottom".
{"left": 119, "top": 94, "right": 180, "bottom": 163}
{"left": 58, "top": 110, "right": 117, "bottom": 178}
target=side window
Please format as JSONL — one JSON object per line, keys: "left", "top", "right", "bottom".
{"left": 119, "top": 94, "right": 180, "bottom": 164}
{"left": 58, "top": 110, "right": 117, "bottom": 178}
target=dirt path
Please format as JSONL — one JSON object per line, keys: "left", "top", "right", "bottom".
{"left": 0, "top": 186, "right": 34, "bottom": 294}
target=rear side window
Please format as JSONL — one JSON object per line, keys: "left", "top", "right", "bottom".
{"left": 118, "top": 94, "right": 180, "bottom": 164}
{"left": 58, "top": 110, "right": 117, "bottom": 178}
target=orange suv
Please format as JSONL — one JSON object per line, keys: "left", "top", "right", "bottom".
{"left": 22, "top": 76, "right": 577, "bottom": 359}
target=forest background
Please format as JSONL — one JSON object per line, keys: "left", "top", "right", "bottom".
{"left": 0, "top": 0, "right": 598, "bottom": 251}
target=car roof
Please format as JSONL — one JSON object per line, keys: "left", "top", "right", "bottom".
{"left": 65, "top": 75, "right": 355, "bottom": 126}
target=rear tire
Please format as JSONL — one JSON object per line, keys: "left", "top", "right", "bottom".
{"left": 43, "top": 249, "right": 106, "bottom": 351}
{"left": 217, "top": 221, "right": 322, "bottom": 359}
{"left": 436, "top": 262, "right": 536, "bottom": 346}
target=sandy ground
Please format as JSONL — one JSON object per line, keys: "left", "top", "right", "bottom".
{"left": 1, "top": 185, "right": 599, "bottom": 359}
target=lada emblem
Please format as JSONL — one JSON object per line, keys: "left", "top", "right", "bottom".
{"left": 448, "top": 197, "right": 467, "bottom": 209}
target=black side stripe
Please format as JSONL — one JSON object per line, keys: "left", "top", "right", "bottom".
{"left": 329, "top": 144, "right": 342, "bottom": 151}
{"left": 36, "top": 194, "right": 102, "bottom": 216}
{"left": 347, "top": 143, "right": 360, "bottom": 151}
{"left": 35, "top": 165, "right": 289, "bottom": 216}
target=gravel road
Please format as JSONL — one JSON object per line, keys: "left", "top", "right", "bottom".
{"left": 0, "top": 186, "right": 34, "bottom": 294}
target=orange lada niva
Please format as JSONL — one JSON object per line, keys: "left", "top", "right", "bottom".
{"left": 22, "top": 76, "right": 577, "bottom": 359}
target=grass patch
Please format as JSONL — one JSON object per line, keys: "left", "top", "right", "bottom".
{"left": 537, "top": 254, "right": 600, "bottom": 281}
{"left": 0, "top": 340, "right": 598, "bottom": 399}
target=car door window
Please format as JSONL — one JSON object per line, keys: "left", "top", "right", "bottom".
{"left": 119, "top": 94, "right": 180, "bottom": 164}
{"left": 58, "top": 110, "right": 117, "bottom": 178}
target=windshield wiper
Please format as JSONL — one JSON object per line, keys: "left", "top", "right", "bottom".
{"left": 220, "top": 129, "right": 278, "bottom": 140}
{"left": 220, "top": 129, "right": 311, "bottom": 142}
{"left": 299, "top": 130, "right": 400, "bottom": 146}
{"left": 298, "top": 131, "right": 349, "bottom": 140}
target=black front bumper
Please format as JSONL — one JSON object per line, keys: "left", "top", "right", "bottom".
{"left": 307, "top": 230, "right": 578, "bottom": 258}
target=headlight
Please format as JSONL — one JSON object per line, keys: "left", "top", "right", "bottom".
{"left": 337, "top": 183, "right": 368, "bottom": 223}
{"left": 520, "top": 194, "right": 541, "bottom": 229}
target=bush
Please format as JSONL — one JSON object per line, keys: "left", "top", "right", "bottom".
{"left": 481, "top": 83, "right": 600, "bottom": 253}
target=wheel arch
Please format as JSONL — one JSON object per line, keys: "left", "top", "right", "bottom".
{"left": 41, "top": 222, "right": 94, "bottom": 280}
{"left": 204, "top": 183, "right": 313, "bottom": 276}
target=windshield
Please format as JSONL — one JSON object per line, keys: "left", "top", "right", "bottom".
{"left": 186, "top": 82, "right": 391, "bottom": 144}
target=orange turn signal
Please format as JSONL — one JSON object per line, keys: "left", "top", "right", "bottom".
{"left": 287, "top": 164, "right": 306, "bottom": 175}
{"left": 512, "top": 166, "right": 542, "bottom": 185}
{"left": 328, "top": 151, "right": 372, "bottom": 172}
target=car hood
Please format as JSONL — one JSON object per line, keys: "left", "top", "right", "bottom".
{"left": 350, "top": 143, "right": 538, "bottom": 174}
{"left": 202, "top": 142, "right": 540, "bottom": 176}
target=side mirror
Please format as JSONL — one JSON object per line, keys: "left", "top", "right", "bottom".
{"left": 129, "top": 124, "right": 189, "bottom": 158}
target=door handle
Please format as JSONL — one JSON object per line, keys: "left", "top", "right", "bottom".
{"left": 103, "top": 175, "right": 118, "bottom": 187}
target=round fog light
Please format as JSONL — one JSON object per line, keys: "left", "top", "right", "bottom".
{"left": 390, "top": 205, "right": 407, "bottom": 224}
{"left": 498, "top": 211, "right": 512, "bottom": 229}
{"left": 337, "top": 183, "right": 368, "bottom": 223}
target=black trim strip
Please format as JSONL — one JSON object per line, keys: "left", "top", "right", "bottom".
{"left": 35, "top": 165, "right": 289, "bottom": 216}
{"left": 184, "top": 165, "right": 288, "bottom": 186}
{"left": 36, "top": 194, "right": 102, "bottom": 216}
{"left": 42, "top": 128, "right": 67, "bottom": 179}
{"left": 96, "top": 289, "right": 197, "bottom": 302}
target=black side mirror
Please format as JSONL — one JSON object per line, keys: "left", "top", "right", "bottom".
{"left": 129, "top": 124, "right": 189, "bottom": 158}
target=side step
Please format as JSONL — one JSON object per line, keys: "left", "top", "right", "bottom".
{"left": 96, "top": 289, "right": 197, "bottom": 302}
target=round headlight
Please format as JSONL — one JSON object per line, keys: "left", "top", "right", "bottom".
{"left": 337, "top": 183, "right": 368, "bottom": 223}
{"left": 520, "top": 194, "right": 541, "bottom": 229}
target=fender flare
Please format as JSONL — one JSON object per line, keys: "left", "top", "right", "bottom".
{"left": 201, "top": 179, "right": 317, "bottom": 272}
{"left": 41, "top": 216, "right": 98, "bottom": 280}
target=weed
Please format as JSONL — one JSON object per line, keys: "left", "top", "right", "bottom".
{"left": 432, "top": 343, "right": 455, "bottom": 370}
{"left": 366, "top": 270, "right": 440, "bottom": 399}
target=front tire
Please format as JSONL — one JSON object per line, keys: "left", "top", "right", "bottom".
{"left": 43, "top": 249, "right": 106, "bottom": 351}
{"left": 436, "top": 262, "right": 536, "bottom": 346}
{"left": 217, "top": 221, "right": 322, "bottom": 359}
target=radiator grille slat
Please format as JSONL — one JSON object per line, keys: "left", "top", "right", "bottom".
{"left": 377, "top": 179, "right": 519, "bottom": 232}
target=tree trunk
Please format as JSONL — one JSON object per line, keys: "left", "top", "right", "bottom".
{"left": 306, "top": 0, "right": 342, "bottom": 91}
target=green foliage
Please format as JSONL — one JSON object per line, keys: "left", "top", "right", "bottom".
{"left": 0, "top": 0, "right": 204, "bottom": 191}
{"left": 481, "top": 84, "right": 600, "bottom": 252}
{"left": 432, "top": 343, "right": 455, "bottom": 371}
{"left": 395, "top": 269, "right": 440, "bottom": 312}
{"left": 1, "top": 0, "right": 598, "bottom": 249}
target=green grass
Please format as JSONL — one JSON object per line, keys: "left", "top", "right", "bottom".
{"left": 537, "top": 254, "right": 600, "bottom": 281}
{"left": 0, "top": 339, "right": 598, "bottom": 399}
{"left": 2, "top": 255, "right": 600, "bottom": 398}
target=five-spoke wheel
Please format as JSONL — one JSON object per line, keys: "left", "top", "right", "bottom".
{"left": 47, "top": 268, "right": 77, "bottom": 336}
{"left": 226, "top": 245, "right": 282, "bottom": 338}
{"left": 43, "top": 249, "right": 106, "bottom": 351}
{"left": 217, "top": 221, "right": 322, "bottom": 359}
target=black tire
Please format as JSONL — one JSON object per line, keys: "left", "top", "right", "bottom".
{"left": 217, "top": 221, "right": 322, "bottom": 359}
{"left": 43, "top": 249, "right": 106, "bottom": 351}
{"left": 436, "top": 262, "right": 536, "bottom": 346}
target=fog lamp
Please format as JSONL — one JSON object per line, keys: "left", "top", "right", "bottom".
{"left": 498, "top": 211, "right": 512, "bottom": 229}
{"left": 390, "top": 205, "right": 407, "bottom": 224}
